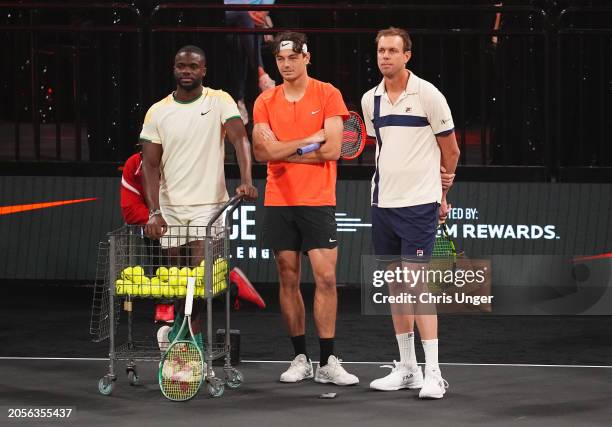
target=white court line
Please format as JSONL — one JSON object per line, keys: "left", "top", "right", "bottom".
{"left": 243, "top": 360, "right": 612, "bottom": 369}
{"left": 0, "top": 357, "right": 612, "bottom": 369}
{"left": 0, "top": 357, "right": 108, "bottom": 361}
{"left": 2, "top": 356, "right": 609, "bottom": 368}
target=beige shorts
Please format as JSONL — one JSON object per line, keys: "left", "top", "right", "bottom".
{"left": 159, "top": 203, "right": 225, "bottom": 248}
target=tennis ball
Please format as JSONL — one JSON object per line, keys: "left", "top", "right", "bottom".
{"left": 132, "top": 265, "right": 145, "bottom": 279}
{"left": 179, "top": 276, "right": 188, "bottom": 287}
{"left": 132, "top": 275, "right": 150, "bottom": 285}
{"left": 120, "top": 267, "right": 133, "bottom": 281}
{"left": 115, "top": 279, "right": 126, "bottom": 295}
{"left": 156, "top": 266, "right": 169, "bottom": 283}
{"left": 168, "top": 276, "right": 181, "bottom": 287}
{"left": 140, "top": 283, "right": 151, "bottom": 296}
{"left": 199, "top": 259, "right": 205, "bottom": 268}
{"left": 212, "top": 276, "right": 222, "bottom": 294}
{"left": 123, "top": 283, "right": 134, "bottom": 295}
{"left": 213, "top": 276, "right": 227, "bottom": 294}
{"left": 193, "top": 266, "right": 205, "bottom": 285}
{"left": 160, "top": 284, "right": 171, "bottom": 297}
{"left": 214, "top": 258, "right": 229, "bottom": 274}
{"left": 179, "top": 267, "right": 190, "bottom": 278}
{"left": 150, "top": 277, "right": 162, "bottom": 297}
{"left": 175, "top": 285, "right": 187, "bottom": 297}
{"left": 214, "top": 269, "right": 226, "bottom": 284}
{"left": 168, "top": 266, "right": 180, "bottom": 280}
{"left": 195, "top": 286, "right": 205, "bottom": 298}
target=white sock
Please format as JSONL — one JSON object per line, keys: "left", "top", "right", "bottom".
{"left": 396, "top": 333, "right": 417, "bottom": 369}
{"left": 422, "top": 339, "right": 439, "bottom": 371}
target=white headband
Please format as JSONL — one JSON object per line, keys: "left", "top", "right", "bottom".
{"left": 279, "top": 40, "right": 308, "bottom": 53}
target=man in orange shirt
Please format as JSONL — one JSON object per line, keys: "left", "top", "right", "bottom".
{"left": 252, "top": 31, "right": 358, "bottom": 386}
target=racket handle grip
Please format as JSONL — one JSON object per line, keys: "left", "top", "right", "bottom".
{"left": 297, "top": 143, "right": 320, "bottom": 155}
{"left": 185, "top": 277, "right": 196, "bottom": 316}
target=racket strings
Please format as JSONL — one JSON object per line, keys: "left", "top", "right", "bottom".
{"left": 160, "top": 341, "right": 204, "bottom": 400}
{"left": 341, "top": 116, "right": 364, "bottom": 158}
{"left": 432, "top": 236, "right": 454, "bottom": 257}
{"left": 429, "top": 230, "right": 457, "bottom": 293}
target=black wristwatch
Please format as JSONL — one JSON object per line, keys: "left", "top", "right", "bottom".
{"left": 148, "top": 208, "right": 162, "bottom": 219}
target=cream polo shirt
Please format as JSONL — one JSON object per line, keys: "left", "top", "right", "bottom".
{"left": 140, "top": 87, "right": 241, "bottom": 206}
{"left": 361, "top": 71, "right": 454, "bottom": 208}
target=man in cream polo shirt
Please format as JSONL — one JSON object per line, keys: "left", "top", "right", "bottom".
{"left": 361, "top": 28, "right": 460, "bottom": 399}
{"left": 140, "top": 45, "right": 257, "bottom": 347}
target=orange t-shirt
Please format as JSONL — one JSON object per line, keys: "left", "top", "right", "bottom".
{"left": 253, "top": 78, "right": 349, "bottom": 206}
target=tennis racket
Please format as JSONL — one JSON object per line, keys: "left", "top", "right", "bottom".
{"left": 433, "top": 222, "right": 457, "bottom": 259}
{"left": 428, "top": 222, "right": 458, "bottom": 293}
{"left": 296, "top": 111, "right": 367, "bottom": 159}
{"left": 159, "top": 277, "right": 204, "bottom": 401}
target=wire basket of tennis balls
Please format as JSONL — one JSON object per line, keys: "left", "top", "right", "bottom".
{"left": 114, "top": 259, "right": 229, "bottom": 298}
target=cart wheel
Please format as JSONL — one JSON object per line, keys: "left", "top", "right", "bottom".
{"left": 225, "top": 369, "right": 243, "bottom": 389}
{"left": 98, "top": 377, "right": 114, "bottom": 396}
{"left": 207, "top": 381, "right": 225, "bottom": 398}
{"left": 127, "top": 369, "right": 139, "bottom": 386}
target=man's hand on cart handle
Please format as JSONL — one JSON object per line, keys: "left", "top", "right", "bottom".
{"left": 235, "top": 182, "right": 258, "bottom": 200}
{"left": 145, "top": 212, "right": 168, "bottom": 239}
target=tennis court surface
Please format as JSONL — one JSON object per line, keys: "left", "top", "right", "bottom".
{"left": 1, "top": 285, "right": 611, "bottom": 426}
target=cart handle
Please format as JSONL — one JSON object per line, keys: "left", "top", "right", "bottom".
{"left": 206, "top": 194, "right": 244, "bottom": 234}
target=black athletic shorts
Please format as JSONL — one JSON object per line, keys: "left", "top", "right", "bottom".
{"left": 263, "top": 206, "right": 337, "bottom": 253}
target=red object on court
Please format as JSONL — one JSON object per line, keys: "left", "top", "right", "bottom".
{"left": 230, "top": 267, "right": 266, "bottom": 309}
{"left": 154, "top": 304, "right": 175, "bottom": 323}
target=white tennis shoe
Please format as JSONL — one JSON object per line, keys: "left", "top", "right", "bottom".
{"left": 314, "top": 356, "right": 359, "bottom": 386}
{"left": 280, "top": 354, "right": 314, "bottom": 383}
{"left": 157, "top": 325, "right": 171, "bottom": 352}
{"left": 369, "top": 361, "right": 424, "bottom": 391}
{"left": 419, "top": 366, "right": 449, "bottom": 399}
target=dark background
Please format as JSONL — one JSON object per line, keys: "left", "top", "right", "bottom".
{"left": 0, "top": 1, "right": 611, "bottom": 363}
{"left": 1, "top": 0, "right": 612, "bottom": 177}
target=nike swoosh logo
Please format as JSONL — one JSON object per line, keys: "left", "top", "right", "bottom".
{"left": 329, "top": 238, "right": 337, "bottom": 243}
{"left": 201, "top": 110, "right": 211, "bottom": 116}
{"left": 311, "top": 109, "right": 321, "bottom": 115}
{"left": 0, "top": 198, "right": 98, "bottom": 216}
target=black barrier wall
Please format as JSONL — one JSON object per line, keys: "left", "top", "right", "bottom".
{"left": 1, "top": 2, "right": 612, "bottom": 177}
{"left": 1, "top": 177, "right": 610, "bottom": 283}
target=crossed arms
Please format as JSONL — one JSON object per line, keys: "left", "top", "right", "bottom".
{"left": 252, "top": 116, "right": 343, "bottom": 164}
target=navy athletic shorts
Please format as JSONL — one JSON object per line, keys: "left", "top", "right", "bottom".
{"left": 371, "top": 202, "right": 439, "bottom": 262}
